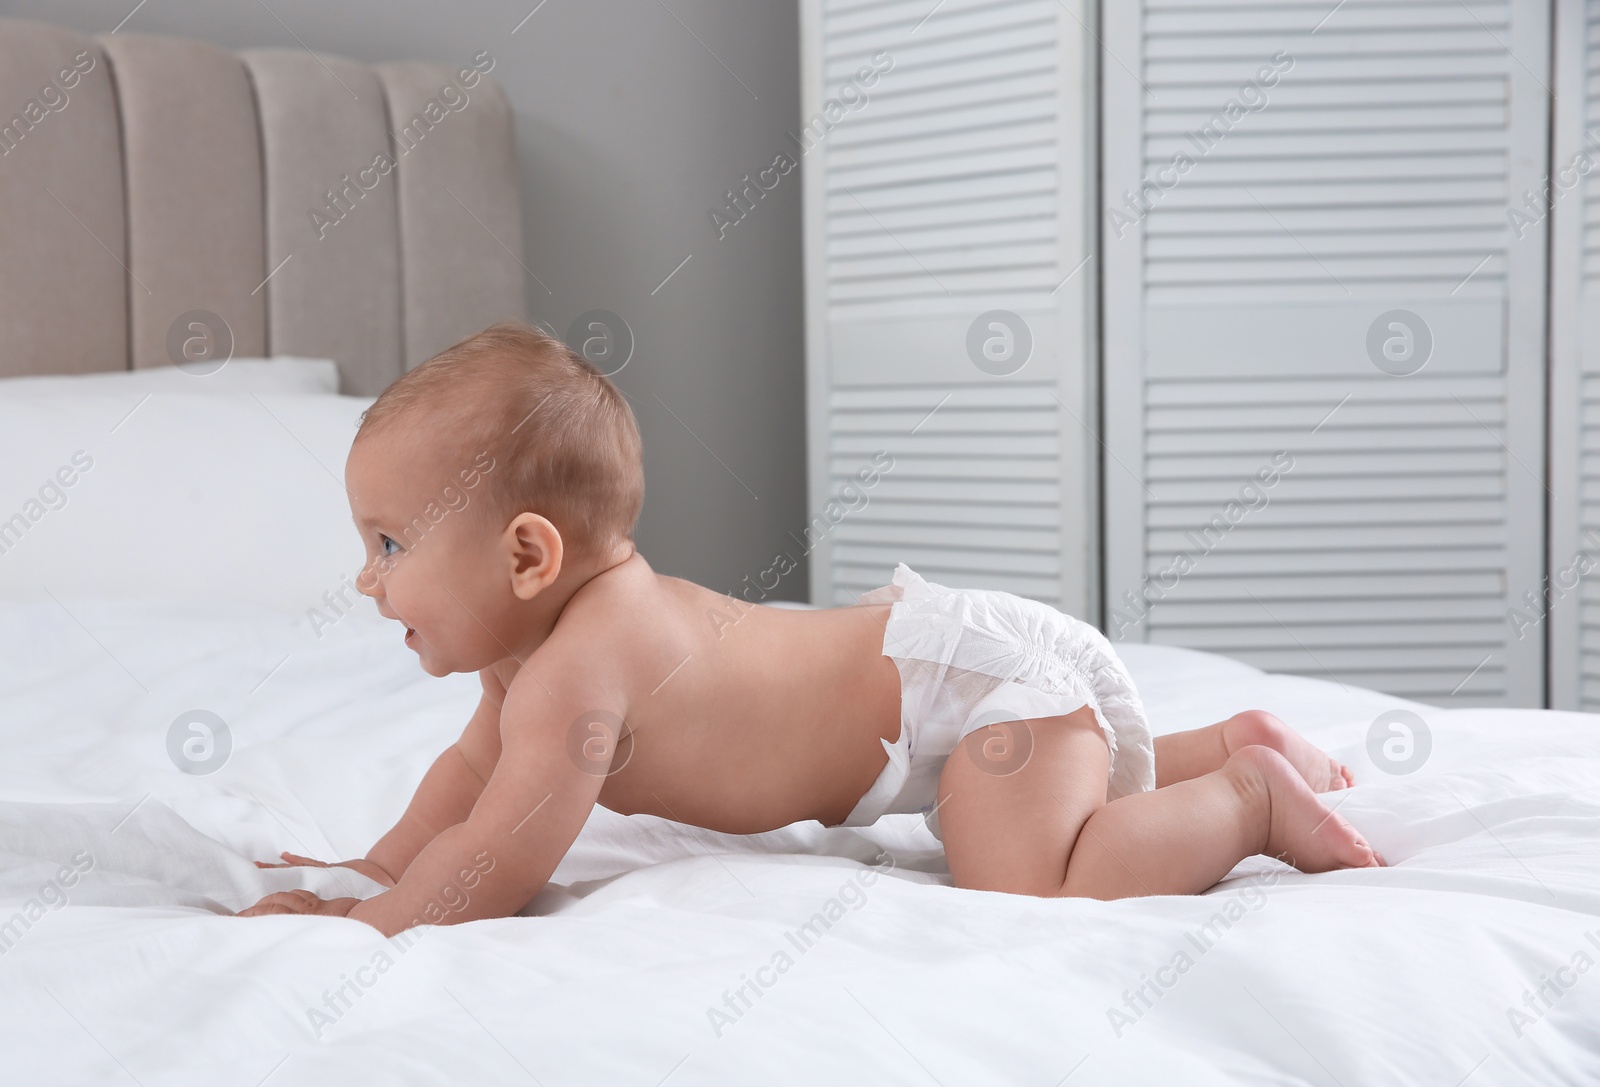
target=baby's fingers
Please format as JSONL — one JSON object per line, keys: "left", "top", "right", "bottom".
{"left": 254, "top": 852, "right": 328, "bottom": 870}
{"left": 237, "top": 890, "right": 320, "bottom": 917}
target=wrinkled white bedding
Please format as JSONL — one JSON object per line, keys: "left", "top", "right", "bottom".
{"left": 1, "top": 600, "right": 1597, "bottom": 1085}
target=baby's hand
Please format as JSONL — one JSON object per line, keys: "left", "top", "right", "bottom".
{"left": 237, "top": 889, "right": 360, "bottom": 919}
{"left": 254, "top": 851, "right": 397, "bottom": 888}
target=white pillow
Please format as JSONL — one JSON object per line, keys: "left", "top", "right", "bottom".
{"left": 0, "top": 358, "right": 339, "bottom": 398}
{"left": 0, "top": 392, "right": 372, "bottom": 615}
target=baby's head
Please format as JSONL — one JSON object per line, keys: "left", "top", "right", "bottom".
{"left": 346, "top": 322, "right": 643, "bottom": 675}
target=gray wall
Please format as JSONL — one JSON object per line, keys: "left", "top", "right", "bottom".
{"left": 4, "top": 0, "right": 808, "bottom": 599}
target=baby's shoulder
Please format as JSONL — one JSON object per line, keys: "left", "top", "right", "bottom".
{"left": 508, "top": 553, "right": 669, "bottom": 697}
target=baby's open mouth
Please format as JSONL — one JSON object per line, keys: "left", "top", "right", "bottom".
{"left": 404, "top": 626, "right": 416, "bottom": 642}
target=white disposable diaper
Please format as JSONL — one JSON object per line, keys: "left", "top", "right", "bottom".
{"left": 839, "top": 563, "right": 1156, "bottom": 840}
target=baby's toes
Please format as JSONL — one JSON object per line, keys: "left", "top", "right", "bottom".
{"left": 1340, "top": 763, "right": 1356, "bottom": 788}
{"left": 1320, "top": 757, "right": 1346, "bottom": 791}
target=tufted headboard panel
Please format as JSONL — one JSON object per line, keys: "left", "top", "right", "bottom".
{"left": 0, "top": 18, "right": 526, "bottom": 394}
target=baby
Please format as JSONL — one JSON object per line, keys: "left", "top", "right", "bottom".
{"left": 241, "top": 323, "right": 1380, "bottom": 935}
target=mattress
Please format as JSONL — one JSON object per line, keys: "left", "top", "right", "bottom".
{"left": 1, "top": 599, "right": 1596, "bottom": 1084}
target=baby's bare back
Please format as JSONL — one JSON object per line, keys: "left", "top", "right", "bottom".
{"left": 507, "top": 554, "right": 903, "bottom": 834}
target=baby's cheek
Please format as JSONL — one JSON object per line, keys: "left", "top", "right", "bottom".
{"left": 414, "top": 588, "right": 475, "bottom": 652}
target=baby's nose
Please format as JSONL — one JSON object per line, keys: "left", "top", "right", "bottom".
{"left": 355, "top": 565, "right": 383, "bottom": 599}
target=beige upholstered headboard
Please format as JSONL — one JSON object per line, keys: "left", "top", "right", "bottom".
{"left": 0, "top": 18, "right": 526, "bottom": 395}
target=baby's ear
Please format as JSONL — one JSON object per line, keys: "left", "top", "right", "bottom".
{"left": 506, "top": 512, "right": 563, "bottom": 600}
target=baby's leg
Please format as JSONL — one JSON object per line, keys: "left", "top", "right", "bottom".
{"left": 939, "top": 707, "right": 1380, "bottom": 899}
{"left": 1155, "top": 709, "right": 1354, "bottom": 792}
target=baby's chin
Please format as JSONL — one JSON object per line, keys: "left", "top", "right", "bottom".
{"left": 410, "top": 640, "right": 474, "bottom": 678}
{"left": 403, "top": 635, "right": 449, "bottom": 676}
{"left": 415, "top": 649, "right": 462, "bottom": 677}
{"left": 407, "top": 629, "right": 499, "bottom": 677}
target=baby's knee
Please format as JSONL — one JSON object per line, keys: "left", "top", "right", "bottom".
{"left": 1221, "top": 744, "right": 1288, "bottom": 811}
{"left": 1225, "top": 708, "right": 1288, "bottom": 749}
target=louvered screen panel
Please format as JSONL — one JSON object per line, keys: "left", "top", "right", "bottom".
{"left": 827, "top": 381, "right": 1063, "bottom": 602}
{"left": 802, "top": 0, "right": 1099, "bottom": 611}
{"left": 1141, "top": 373, "right": 1513, "bottom": 699}
{"left": 822, "top": 0, "right": 1063, "bottom": 310}
{"left": 1104, "top": 0, "right": 1550, "bottom": 706}
{"left": 1548, "top": 0, "right": 1600, "bottom": 709}
{"left": 1575, "top": 368, "right": 1600, "bottom": 708}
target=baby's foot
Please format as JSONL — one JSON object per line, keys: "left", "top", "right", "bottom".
{"left": 1223, "top": 709, "right": 1354, "bottom": 793}
{"left": 1231, "top": 745, "right": 1383, "bottom": 873}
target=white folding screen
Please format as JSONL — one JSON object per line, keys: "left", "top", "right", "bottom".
{"left": 1549, "top": 0, "right": 1600, "bottom": 710}
{"left": 800, "top": 0, "right": 1100, "bottom": 613}
{"left": 1101, "top": 0, "right": 1551, "bottom": 707}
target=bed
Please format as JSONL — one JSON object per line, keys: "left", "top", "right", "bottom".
{"left": 1, "top": 16, "right": 1597, "bottom": 1087}
{"left": 3, "top": 611, "right": 1597, "bottom": 1084}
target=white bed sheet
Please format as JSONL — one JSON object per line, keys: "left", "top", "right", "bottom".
{"left": 1, "top": 600, "right": 1596, "bottom": 1085}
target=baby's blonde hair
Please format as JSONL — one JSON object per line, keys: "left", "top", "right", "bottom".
{"left": 357, "top": 322, "right": 643, "bottom": 559}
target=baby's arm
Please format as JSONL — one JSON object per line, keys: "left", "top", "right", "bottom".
{"left": 344, "top": 673, "right": 611, "bottom": 936}
{"left": 363, "top": 669, "right": 506, "bottom": 882}
{"left": 250, "top": 669, "right": 504, "bottom": 888}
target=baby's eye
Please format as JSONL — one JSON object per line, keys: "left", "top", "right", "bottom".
{"left": 380, "top": 535, "right": 401, "bottom": 556}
